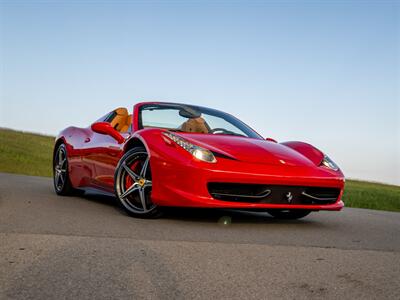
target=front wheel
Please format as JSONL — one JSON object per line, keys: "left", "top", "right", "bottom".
{"left": 266, "top": 209, "right": 312, "bottom": 220}
{"left": 114, "top": 147, "right": 162, "bottom": 218}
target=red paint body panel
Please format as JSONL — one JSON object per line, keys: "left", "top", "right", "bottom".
{"left": 55, "top": 102, "right": 345, "bottom": 211}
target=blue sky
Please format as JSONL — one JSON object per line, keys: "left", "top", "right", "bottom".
{"left": 0, "top": 1, "right": 399, "bottom": 185}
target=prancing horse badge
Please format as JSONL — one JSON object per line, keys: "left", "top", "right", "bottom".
{"left": 285, "top": 192, "right": 293, "bottom": 203}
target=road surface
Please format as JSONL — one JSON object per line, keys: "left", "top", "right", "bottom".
{"left": 1, "top": 173, "right": 399, "bottom": 299}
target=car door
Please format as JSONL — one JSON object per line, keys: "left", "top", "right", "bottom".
{"left": 89, "top": 109, "right": 132, "bottom": 192}
{"left": 73, "top": 110, "right": 119, "bottom": 191}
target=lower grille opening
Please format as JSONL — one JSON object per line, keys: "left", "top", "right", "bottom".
{"left": 207, "top": 183, "right": 272, "bottom": 201}
{"left": 208, "top": 183, "right": 340, "bottom": 205}
{"left": 301, "top": 187, "right": 341, "bottom": 204}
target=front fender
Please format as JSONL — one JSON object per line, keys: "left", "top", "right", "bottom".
{"left": 280, "top": 141, "right": 324, "bottom": 166}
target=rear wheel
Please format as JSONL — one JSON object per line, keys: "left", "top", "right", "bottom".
{"left": 53, "top": 143, "right": 77, "bottom": 195}
{"left": 114, "top": 147, "right": 162, "bottom": 218}
{"left": 267, "top": 209, "right": 312, "bottom": 220}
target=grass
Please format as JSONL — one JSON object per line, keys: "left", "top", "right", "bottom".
{"left": 0, "top": 128, "right": 399, "bottom": 212}
{"left": 0, "top": 128, "right": 54, "bottom": 177}
{"left": 343, "top": 180, "right": 400, "bottom": 212}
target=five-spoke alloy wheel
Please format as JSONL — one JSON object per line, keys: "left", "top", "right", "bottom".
{"left": 115, "top": 147, "right": 162, "bottom": 218}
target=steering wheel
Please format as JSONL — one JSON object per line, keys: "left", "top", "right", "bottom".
{"left": 210, "top": 128, "right": 235, "bottom": 135}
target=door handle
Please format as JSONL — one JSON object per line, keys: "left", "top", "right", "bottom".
{"left": 84, "top": 138, "right": 91, "bottom": 143}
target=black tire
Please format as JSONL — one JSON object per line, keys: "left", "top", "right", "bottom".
{"left": 53, "top": 143, "right": 78, "bottom": 196}
{"left": 266, "top": 209, "right": 312, "bottom": 220}
{"left": 114, "top": 147, "right": 163, "bottom": 218}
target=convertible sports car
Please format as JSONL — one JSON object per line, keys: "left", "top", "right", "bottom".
{"left": 53, "top": 102, "right": 345, "bottom": 219}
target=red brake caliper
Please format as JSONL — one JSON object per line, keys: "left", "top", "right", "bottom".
{"left": 124, "top": 160, "right": 141, "bottom": 190}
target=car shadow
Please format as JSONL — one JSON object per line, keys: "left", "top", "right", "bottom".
{"left": 79, "top": 191, "right": 318, "bottom": 225}
{"left": 80, "top": 191, "right": 117, "bottom": 207}
{"left": 162, "top": 207, "right": 318, "bottom": 225}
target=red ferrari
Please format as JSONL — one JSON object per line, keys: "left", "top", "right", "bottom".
{"left": 53, "top": 102, "right": 345, "bottom": 219}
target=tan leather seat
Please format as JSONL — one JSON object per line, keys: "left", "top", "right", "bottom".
{"left": 110, "top": 108, "right": 130, "bottom": 132}
{"left": 180, "top": 117, "right": 209, "bottom": 133}
{"left": 120, "top": 114, "right": 132, "bottom": 132}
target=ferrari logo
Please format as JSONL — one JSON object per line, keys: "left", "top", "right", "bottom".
{"left": 285, "top": 192, "right": 293, "bottom": 203}
{"left": 138, "top": 178, "right": 146, "bottom": 187}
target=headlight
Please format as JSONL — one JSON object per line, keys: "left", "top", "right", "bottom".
{"left": 162, "top": 132, "right": 217, "bottom": 163}
{"left": 320, "top": 154, "right": 339, "bottom": 171}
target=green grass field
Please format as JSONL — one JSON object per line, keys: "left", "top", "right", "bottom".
{"left": 0, "top": 128, "right": 399, "bottom": 212}
{"left": 0, "top": 128, "right": 54, "bottom": 177}
{"left": 343, "top": 180, "right": 400, "bottom": 212}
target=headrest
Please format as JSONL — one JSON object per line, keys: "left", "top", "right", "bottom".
{"left": 181, "top": 117, "right": 209, "bottom": 133}
{"left": 115, "top": 107, "right": 128, "bottom": 116}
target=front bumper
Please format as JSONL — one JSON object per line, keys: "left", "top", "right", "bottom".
{"left": 149, "top": 152, "right": 345, "bottom": 211}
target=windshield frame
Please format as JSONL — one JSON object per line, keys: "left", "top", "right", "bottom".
{"left": 137, "top": 103, "right": 263, "bottom": 139}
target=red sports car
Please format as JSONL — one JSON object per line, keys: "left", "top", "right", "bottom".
{"left": 53, "top": 102, "right": 345, "bottom": 219}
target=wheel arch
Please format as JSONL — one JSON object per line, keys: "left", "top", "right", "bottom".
{"left": 53, "top": 137, "right": 67, "bottom": 166}
{"left": 123, "top": 135, "right": 150, "bottom": 154}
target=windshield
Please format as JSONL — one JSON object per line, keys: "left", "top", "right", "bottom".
{"left": 139, "top": 103, "right": 262, "bottom": 139}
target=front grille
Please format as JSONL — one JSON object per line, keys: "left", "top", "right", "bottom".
{"left": 207, "top": 183, "right": 340, "bottom": 205}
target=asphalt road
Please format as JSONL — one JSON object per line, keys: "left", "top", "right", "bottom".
{"left": 1, "top": 173, "right": 399, "bottom": 299}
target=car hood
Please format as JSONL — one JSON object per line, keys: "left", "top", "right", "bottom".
{"left": 178, "top": 133, "right": 316, "bottom": 167}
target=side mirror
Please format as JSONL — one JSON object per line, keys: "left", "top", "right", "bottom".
{"left": 91, "top": 122, "right": 125, "bottom": 144}
{"left": 265, "top": 137, "right": 277, "bottom": 143}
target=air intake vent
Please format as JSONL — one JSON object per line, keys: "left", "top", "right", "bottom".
{"left": 208, "top": 183, "right": 340, "bottom": 205}
{"left": 300, "top": 187, "right": 341, "bottom": 204}
{"left": 208, "top": 183, "right": 271, "bottom": 202}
